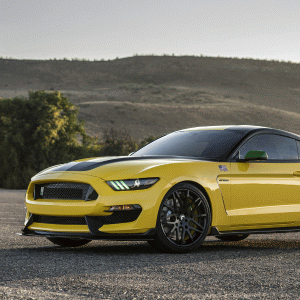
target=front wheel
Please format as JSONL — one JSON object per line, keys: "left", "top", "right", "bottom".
{"left": 149, "top": 183, "right": 211, "bottom": 253}
{"left": 47, "top": 237, "right": 91, "bottom": 247}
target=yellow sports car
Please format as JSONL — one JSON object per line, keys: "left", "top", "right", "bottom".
{"left": 21, "top": 125, "right": 300, "bottom": 253}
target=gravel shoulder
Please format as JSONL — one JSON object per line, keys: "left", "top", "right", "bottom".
{"left": 0, "top": 189, "right": 299, "bottom": 299}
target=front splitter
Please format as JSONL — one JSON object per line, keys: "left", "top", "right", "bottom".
{"left": 18, "top": 228, "right": 156, "bottom": 241}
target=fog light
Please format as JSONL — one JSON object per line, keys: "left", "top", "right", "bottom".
{"left": 108, "top": 204, "right": 142, "bottom": 212}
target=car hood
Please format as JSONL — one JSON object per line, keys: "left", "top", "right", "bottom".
{"left": 35, "top": 156, "right": 211, "bottom": 180}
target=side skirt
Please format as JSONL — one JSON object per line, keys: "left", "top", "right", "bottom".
{"left": 210, "top": 226, "right": 300, "bottom": 236}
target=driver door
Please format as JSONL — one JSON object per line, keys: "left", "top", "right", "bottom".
{"left": 229, "top": 134, "right": 300, "bottom": 230}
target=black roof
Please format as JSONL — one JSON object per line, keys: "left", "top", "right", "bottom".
{"left": 180, "top": 125, "right": 300, "bottom": 141}
{"left": 220, "top": 125, "right": 300, "bottom": 140}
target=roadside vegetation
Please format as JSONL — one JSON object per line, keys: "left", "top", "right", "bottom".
{"left": 0, "top": 91, "right": 157, "bottom": 189}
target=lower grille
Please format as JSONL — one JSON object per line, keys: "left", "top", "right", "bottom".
{"left": 34, "top": 182, "right": 98, "bottom": 201}
{"left": 98, "top": 211, "right": 141, "bottom": 225}
{"left": 34, "top": 215, "right": 86, "bottom": 225}
{"left": 33, "top": 211, "right": 141, "bottom": 229}
{"left": 86, "top": 211, "right": 142, "bottom": 232}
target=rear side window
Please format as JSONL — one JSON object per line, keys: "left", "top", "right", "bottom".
{"left": 238, "top": 134, "right": 298, "bottom": 160}
{"left": 296, "top": 141, "right": 300, "bottom": 158}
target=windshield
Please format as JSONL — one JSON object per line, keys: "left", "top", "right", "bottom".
{"left": 132, "top": 130, "right": 245, "bottom": 159}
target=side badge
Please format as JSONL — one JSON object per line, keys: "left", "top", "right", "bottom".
{"left": 218, "top": 165, "right": 228, "bottom": 172}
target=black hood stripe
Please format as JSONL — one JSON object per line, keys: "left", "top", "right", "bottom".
{"left": 50, "top": 156, "right": 217, "bottom": 172}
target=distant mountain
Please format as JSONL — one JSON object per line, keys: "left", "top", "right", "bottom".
{"left": 1, "top": 56, "right": 300, "bottom": 139}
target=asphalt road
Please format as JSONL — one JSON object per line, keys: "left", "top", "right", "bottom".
{"left": 0, "top": 189, "right": 299, "bottom": 299}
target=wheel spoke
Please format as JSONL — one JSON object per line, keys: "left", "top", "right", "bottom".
{"left": 193, "top": 214, "right": 207, "bottom": 218}
{"left": 181, "top": 227, "right": 186, "bottom": 243}
{"left": 175, "top": 227, "right": 180, "bottom": 243}
{"left": 171, "top": 197, "right": 177, "bottom": 212}
{"left": 186, "top": 190, "right": 190, "bottom": 198}
{"left": 166, "top": 224, "right": 176, "bottom": 237}
{"left": 191, "top": 198, "right": 202, "bottom": 213}
{"left": 162, "top": 220, "right": 176, "bottom": 225}
{"left": 190, "top": 219, "right": 204, "bottom": 230}
{"left": 188, "top": 226, "right": 202, "bottom": 233}
{"left": 163, "top": 204, "right": 175, "bottom": 212}
{"left": 187, "top": 228, "right": 193, "bottom": 241}
{"left": 174, "top": 191, "right": 184, "bottom": 207}
{"left": 161, "top": 214, "right": 176, "bottom": 220}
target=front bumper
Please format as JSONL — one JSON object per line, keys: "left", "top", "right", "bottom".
{"left": 23, "top": 172, "right": 170, "bottom": 238}
{"left": 21, "top": 213, "right": 156, "bottom": 240}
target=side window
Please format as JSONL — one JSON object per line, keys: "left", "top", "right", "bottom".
{"left": 297, "top": 141, "right": 300, "bottom": 158}
{"left": 238, "top": 134, "right": 298, "bottom": 160}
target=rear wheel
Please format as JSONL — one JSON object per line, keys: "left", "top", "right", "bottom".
{"left": 148, "top": 183, "right": 211, "bottom": 253}
{"left": 216, "top": 234, "right": 249, "bottom": 242}
{"left": 47, "top": 237, "right": 91, "bottom": 247}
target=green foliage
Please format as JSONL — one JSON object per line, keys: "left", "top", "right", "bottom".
{"left": 0, "top": 90, "right": 159, "bottom": 189}
{"left": 139, "top": 135, "right": 158, "bottom": 148}
{"left": 99, "top": 128, "right": 139, "bottom": 156}
{"left": 0, "top": 91, "right": 97, "bottom": 189}
{"left": 97, "top": 129, "right": 159, "bottom": 157}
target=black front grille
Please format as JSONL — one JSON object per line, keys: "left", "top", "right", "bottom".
{"left": 34, "top": 215, "right": 86, "bottom": 225}
{"left": 34, "top": 182, "right": 98, "bottom": 201}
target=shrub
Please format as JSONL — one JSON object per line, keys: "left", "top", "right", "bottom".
{"left": 99, "top": 128, "right": 138, "bottom": 156}
{"left": 0, "top": 90, "right": 159, "bottom": 189}
{"left": 0, "top": 91, "right": 97, "bottom": 188}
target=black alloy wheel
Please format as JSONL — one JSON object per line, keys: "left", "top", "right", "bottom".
{"left": 216, "top": 234, "right": 249, "bottom": 242}
{"left": 148, "top": 183, "right": 211, "bottom": 253}
{"left": 47, "top": 237, "right": 91, "bottom": 247}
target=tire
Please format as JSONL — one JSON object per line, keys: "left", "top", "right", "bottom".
{"left": 216, "top": 234, "right": 249, "bottom": 242}
{"left": 47, "top": 237, "right": 91, "bottom": 247}
{"left": 148, "top": 183, "right": 211, "bottom": 253}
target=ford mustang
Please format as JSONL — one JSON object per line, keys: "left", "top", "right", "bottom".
{"left": 21, "top": 125, "right": 300, "bottom": 253}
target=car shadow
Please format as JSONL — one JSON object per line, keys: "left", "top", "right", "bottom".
{"left": 1, "top": 238, "right": 299, "bottom": 284}
{"left": 9, "top": 238, "right": 300, "bottom": 255}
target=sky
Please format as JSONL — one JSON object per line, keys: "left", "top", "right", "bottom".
{"left": 0, "top": 0, "right": 299, "bottom": 62}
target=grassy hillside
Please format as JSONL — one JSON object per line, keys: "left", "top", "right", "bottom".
{"left": 1, "top": 55, "right": 300, "bottom": 140}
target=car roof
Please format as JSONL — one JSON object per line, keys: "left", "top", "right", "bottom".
{"left": 181, "top": 125, "right": 300, "bottom": 140}
{"left": 182, "top": 125, "right": 263, "bottom": 132}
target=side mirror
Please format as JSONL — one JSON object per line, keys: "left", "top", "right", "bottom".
{"left": 240, "top": 150, "right": 268, "bottom": 161}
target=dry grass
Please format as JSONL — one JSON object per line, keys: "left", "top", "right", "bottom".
{"left": 1, "top": 56, "right": 300, "bottom": 140}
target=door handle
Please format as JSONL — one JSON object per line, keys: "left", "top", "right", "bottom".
{"left": 293, "top": 171, "right": 300, "bottom": 176}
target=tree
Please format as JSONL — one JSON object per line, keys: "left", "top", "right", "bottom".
{"left": 0, "top": 91, "right": 97, "bottom": 188}
{"left": 100, "top": 128, "right": 138, "bottom": 156}
{"left": 0, "top": 90, "right": 159, "bottom": 189}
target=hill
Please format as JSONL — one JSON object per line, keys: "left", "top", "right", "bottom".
{"left": 1, "top": 55, "right": 300, "bottom": 140}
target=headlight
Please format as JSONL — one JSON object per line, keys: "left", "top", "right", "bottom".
{"left": 106, "top": 178, "right": 159, "bottom": 191}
